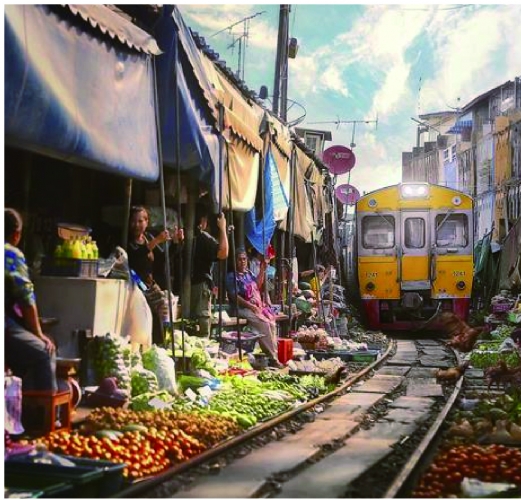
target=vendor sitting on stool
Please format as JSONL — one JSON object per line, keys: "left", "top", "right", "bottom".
{"left": 4, "top": 208, "right": 57, "bottom": 392}
{"left": 226, "top": 248, "right": 283, "bottom": 368}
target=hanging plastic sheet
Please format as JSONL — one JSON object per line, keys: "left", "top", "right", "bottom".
{"left": 245, "top": 147, "right": 288, "bottom": 253}
{"left": 280, "top": 146, "right": 316, "bottom": 242}
{"left": 5, "top": 5, "right": 160, "bottom": 181}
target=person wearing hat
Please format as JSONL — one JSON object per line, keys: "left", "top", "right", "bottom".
{"left": 226, "top": 248, "right": 283, "bottom": 368}
{"left": 190, "top": 204, "right": 228, "bottom": 337}
{"left": 4, "top": 208, "right": 57, "bottom": 392}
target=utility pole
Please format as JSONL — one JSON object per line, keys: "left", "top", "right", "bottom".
{"left": 273, "top": 5, "right": 290, "bottom": 120}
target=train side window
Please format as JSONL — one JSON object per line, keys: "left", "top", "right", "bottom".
{"left": 362, "top": 215, "right": 395, "bottom": 249}
{"left": 435, "top": 214, "right": 468, "bottom": 247}
{"left": 404, "top": 218, "right": 425, "bottom": 248}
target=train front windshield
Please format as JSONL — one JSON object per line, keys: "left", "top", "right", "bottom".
{"left": 362, "top": 216, "right": 395, "bottom": 249}
{"left": 435, "top": 214, "right": 469, "bottom": 247}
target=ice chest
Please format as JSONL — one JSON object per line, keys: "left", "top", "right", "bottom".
{"left": 278, "top": 338, "right": 294, "bottom": 364}
{"left": 5, "top": 456, "right": 126, "bottom": 497}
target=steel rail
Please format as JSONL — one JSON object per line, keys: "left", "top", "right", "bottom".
{"left": 383, "top": 348, "right": 464, "bottom": 498}
{"left": 113, "top": 340, "right": 395, "bottom": 498}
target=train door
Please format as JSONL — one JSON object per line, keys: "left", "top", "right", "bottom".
{"left": 430, "top": 210, "right": 474, "bottom": 318}
{"left": 399, "top": 211, "right": 430, "bottom": 291}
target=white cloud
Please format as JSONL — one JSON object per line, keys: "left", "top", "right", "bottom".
{"left": 421, "top": 5, "right": 521, "bottom": 112}
{"left": 319, "top": 64, "right": 349, "bottom": 97}
{"left": 179, "top": 5, "right": 277, "bottom": 51}
{"left": 370, "top": 62, "right": 412, "bottom": 117}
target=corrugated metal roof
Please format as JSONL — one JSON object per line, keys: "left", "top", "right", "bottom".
{"left": 65, "top": 4, "right": 161, "bottom": 55}
{"left": 462, "top": 80, "right": 513, "bottom": 112}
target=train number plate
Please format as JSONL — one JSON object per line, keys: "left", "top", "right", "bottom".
{"left": 452, "top": 270, "right": 466, "bottom": 277}
{"left": 366, "top": 272, "right": 378, "bottom": 278}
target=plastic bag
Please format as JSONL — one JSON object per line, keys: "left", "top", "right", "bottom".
{"left": 5, "top": 375, "right": 24, "bottom": 435}
{"left": 121, "top": 282, "right": 153, "bottom": 349}
{"left": 141, "top": 345, "right": 177, "bottom": 394}
{"left": 98, "top": 246, "right": 130, "bottom": 279}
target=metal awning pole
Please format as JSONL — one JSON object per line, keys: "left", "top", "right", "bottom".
{"left": 156, "top": 22, "right": 186, "bottom": 372}
{"left": 217, "top": 103, "right": 225, "bottom": 343}
{"left": 287, "top": 144, "right": 297, "bottom": 331}
{"left": 152, "top": 55, "right": 175, "bottom": 353}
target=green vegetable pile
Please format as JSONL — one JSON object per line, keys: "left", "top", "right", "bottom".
{"left": 131, "top": 368, "right": 159, "bottom": 397}
{"left": 474, "top": 392, "right": 521, "bottom": 424}
{"left": 208, "top": 390, "right": 292, "bottom": 428}
{"left": 469, "top": 350, "right": 521, "bottom": 369}
{"left": 88, "top": 334, "right": 131, "bottom": 393}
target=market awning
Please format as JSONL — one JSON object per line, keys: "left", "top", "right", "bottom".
{"left": 205, "top": 58, "right": 265, "bottom": 211}
{"left": 155, "top": 6, "right": 219, "bottom": 185}
{"left": 5, "top": 4, "right": 161, "bottom": 181}
{"left": 447, "top": 118, "right": 473, "bottom": 135}
{"left": 279, "top": 146, "right": 316, "bottom": 242}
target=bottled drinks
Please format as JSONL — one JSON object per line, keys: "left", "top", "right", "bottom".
{"left": 92, "top": 240, "right": 99, "bottom": 260}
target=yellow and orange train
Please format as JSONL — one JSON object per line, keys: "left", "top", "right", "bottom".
{"left": 354, "top": 183, "right": 474, "bottom": 330}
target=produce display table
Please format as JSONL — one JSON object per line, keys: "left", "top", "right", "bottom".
{"left": 210, "top": 317, "right": 248, "bottom": 345}
{"left": 34, "top": 276, "right": 131, "bottom": 358}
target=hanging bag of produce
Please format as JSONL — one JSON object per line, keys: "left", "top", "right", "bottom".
{"left": 5, "top": 373, "right": 24, "bottom": 435}
{"left": 121, "top": 281, "right": 153, "bottom": 349}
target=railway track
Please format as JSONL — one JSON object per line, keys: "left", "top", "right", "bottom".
{"left": 115, "top": 337, "right": 463, "bottom": 498}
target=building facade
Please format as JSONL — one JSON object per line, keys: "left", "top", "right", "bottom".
{"left": 402, "top": 78, "right": 521, "bottom": 244}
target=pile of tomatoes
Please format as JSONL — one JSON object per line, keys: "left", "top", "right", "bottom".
{"left": 34, "top": 428, "right": 202, "bottom": 480}
{"left": 413, "top": 444, "right": 521, "bottom": 498}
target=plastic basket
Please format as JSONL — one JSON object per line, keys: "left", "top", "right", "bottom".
{"left": 41, "top": 257, "right": 99, "bottom": 278}
{"left": 4, "top": 476, "right": 74, "bottom": 498}
{"left": 220, "top": 331, "right": 262, "bottom": 354}
{"left": 492, "top": 302, "right": 512, "bottom": 313}
{"left": 5, "top": 456, "right": 126, "bottom": 497}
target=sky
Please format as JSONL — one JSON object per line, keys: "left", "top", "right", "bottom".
{"left": 178, "top": 3, "right": 521, "bottom": 196}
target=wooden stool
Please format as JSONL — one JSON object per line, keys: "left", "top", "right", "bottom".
{"left": 22, "top": 390, "right": 71, "bottom": 435}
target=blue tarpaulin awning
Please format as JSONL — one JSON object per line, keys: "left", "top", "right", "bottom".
{"left": 5, "top": 4, "right": 161, "bottom": 181}
{"left": 154, "top": 6, "right": 219, "bottom": 186}
{"left": 447, "top": 119, "right": 473, "bottom": 135}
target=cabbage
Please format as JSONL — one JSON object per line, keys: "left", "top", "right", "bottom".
{"left": 130, "top": 367, "right": 159, "bottom": 397}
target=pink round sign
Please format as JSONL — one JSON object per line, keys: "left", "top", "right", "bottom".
{"left": 322, "top": 145, "right": 356, "bottom": 175}
{"left": 335, "top": 184, "right": 360, "bottom": 205}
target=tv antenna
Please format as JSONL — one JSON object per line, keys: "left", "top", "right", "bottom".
{"left": 308, "top": 116, "right": 378, "bottom": 148}
{"left": 211, "top": 11, "right": 266, "bottom": 81}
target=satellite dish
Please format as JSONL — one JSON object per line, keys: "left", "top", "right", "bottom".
{"left": 322, "top": 145, "right": 356, "bottom": 175}
{"left": 335, "top": 184, "right": 360, "bottom": 205}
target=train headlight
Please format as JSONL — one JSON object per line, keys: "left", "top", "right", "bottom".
{"left": 366, "top": 282, "right": 376, "bottom": 292}
{"left": 400, "top": 183, "right": 429, "bottom": 199}
{"left": 456, "top": 281, "right": 466, "bottom": 290}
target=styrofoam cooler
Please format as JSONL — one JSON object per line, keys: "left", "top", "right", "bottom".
{"left": 278, "top": 338, "right": 294, "bottom": 364}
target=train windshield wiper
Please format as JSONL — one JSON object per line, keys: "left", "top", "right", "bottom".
{"left": 435, "top": 209, "right": 454, "bottom": 236}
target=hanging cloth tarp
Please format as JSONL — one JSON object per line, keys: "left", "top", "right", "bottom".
{"left": 245, "top": 147, "right": 289, "bottom": 253}
{"left": 155, "top": 6, "right": 219, "bottom": 184}
{"left": 280, "top": 146, "right": 316, "bottom": 242}
{"left": 5, "top": 4, "right": 161, "bottom": 181}
{"left": 211, "top": 66, "right": 265, "bottom": 212}
{"left": 268, "top": 117, "right": 292, "bottom": 201}
{"left": 165, "top": 6, "right": 264, "bottom": 211}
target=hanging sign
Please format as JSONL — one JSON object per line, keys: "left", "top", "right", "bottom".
{"left": 335, "top": 184, "right": 360, "bottom": 205}
{"left": 322, "top": 145, "right": 356, "bottom": 175}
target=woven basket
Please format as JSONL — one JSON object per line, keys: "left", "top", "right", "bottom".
{"left": 298, "top": 341, "right": 317, "bottom": 351}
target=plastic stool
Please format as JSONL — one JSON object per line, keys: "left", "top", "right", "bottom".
{"left": 278, "top": 338, "right": 294, "bottom": 364}
{"left": 22, "top": 390, "right": 71, "bottom": 435}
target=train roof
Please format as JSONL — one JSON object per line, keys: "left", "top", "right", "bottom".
{"left": 356, "top": 183, "right": 473, "bottom": 210}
